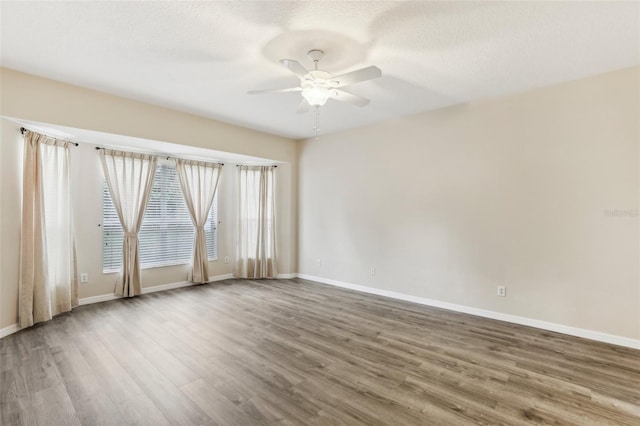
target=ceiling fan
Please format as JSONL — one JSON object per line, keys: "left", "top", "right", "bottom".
{"left": 248, "top": 49, "right": 382, "bottom": 113}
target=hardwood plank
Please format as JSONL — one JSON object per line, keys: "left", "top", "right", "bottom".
{"left": 96, "top": 323, "right": 213, "bottom": 426}
{"left": 22, "top": 346, "right": 63, "bottom": 395}
{"left": 71, "top": 391, "right": 127, "bottom": 426}
{"left": 0, "top": 336, "right": 20, "bottom": 372}
{"left": 104, "top": 310, "right": 200, "bottom": 388}
{"left": 50, "top": 342, "right": 102, "bottom": 402}
{"left": 72, "top": 331, "right": 146, "bottom": 405}
{"left": 0, "top": 368, "right": 38, "bottom": 426}
{"left": 0, "top": 278, "right": 638, "bottom": 425}
{"left": 31, "top": 384, "right": 81, "bottom": 426}
{"left": 113, "top": 392, "right": 172, "bottom": 426}
{"left": 180, "top": 378, "right": 259, "bottom": 425}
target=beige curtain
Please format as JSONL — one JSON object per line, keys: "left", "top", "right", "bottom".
{"left": 19, "top": 130, "right": 78, "bottom": 328}
{"left": 176, "top": 159, "right": 222, "bottom": 283}
{"left": 100, "top": 149, "right": 156, "bottom": 297}
{"left": 234, "top": 166, "right": 277, "bottom": 279}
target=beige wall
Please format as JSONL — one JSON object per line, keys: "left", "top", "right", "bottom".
{"left": 3, "top": 66, "right": 639, "bottom": 341}
{"left": 298, "top": 67, "right": 640, "bottom": 340}
{"left": 0, "top": 68, "right": 295, "bottom": 162}
{"left": 0, "top": 69, "right": 298, "bottom": 329}
{"left": 0, "top": 121, "right": 22, "bottom": 329}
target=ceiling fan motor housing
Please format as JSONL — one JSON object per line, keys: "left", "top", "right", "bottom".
{"left": 307, "top": 49, "right": 324, "bottom": 63}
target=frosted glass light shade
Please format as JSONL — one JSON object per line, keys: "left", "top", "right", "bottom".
{"left": 302, "top": 86, "right": 330, "bottom": 106}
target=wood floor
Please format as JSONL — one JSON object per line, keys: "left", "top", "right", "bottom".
{"left": 1, "top": 278, "right": 639, "bottom": 425}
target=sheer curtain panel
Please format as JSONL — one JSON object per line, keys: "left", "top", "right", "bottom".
{"left": 19, "top": 130, "right": 78, "bottom": 328}
{"left": 235, "top": 166, "right": 277, "bottom": 279}
{"left": 100, "top": 149, "right": 157, "bottom": 296}
{"left": 176, "top": 159, "right": 222, "bottom": 283}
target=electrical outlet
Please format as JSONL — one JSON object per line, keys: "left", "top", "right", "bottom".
{"left": 80, "top": 273, "right": 88, "bottom": 283}
{"left": 224, "top": 256, "right": 230, "bottom": 264}
{"left": 497, "top": 286, "right": 506, "bottom": 297}
{"left": 370, "top": 267, "right": 376, "bottom": 276}
{"left": 316, "top": 258, "right": 322, "bottom": 268}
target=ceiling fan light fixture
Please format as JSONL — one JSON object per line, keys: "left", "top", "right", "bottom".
{"left": 302, "top": 86, "right": 331, "bottom": 106}
{"left": 248, "top": 47, "right": 382, "bottom": 139}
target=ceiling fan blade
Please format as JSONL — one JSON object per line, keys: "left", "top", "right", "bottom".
{"left": 247, "top": 87, "right": 302, "bottom": 95}
{"left": 297, "top": 99, "right": 312, "bottom": 114}
{"left": 280, "top": 59, "right": 310, "bottom": 80}
{"left": 331, "top": 89, "right": 370, "bottom": 107}
{"left": 330, "top": 66, "right": 382, "bottom": 87}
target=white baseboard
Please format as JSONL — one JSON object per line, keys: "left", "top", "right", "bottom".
{"left": 209, "top": 273, "right": 234, "bottom": 282}
{"left": 1, "top": 273, "right": 292, "bottom": 339}
{"left": 78, "top": 280, "right": 193, "bottom": 306}
{"left": 277, "top": 273, "right": 298, "bottom": 279}
{"left": 297, "top": 274, "right": 640, "bottom": 350}
{"left": 76, "top": 272, "right": 296, "bottom": 306}
{"left": 144, "top": 280, "right": 192, "bottom": 293}
{"left": 78, "top": 293, "right": 121, "bottom": 305}
{"left": 0, "top": 323, "right": 19, "bottom": 339}
{"left": 78, "top": 274, "right": 235, "bottom": 307}
{"left": 5, "top": 273, "right": 636, "bottom": 349}
{"left": 214, "top": 273, "right": 298, "bottom": 280}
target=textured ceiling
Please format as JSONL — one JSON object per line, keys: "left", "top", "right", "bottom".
{"left": 1, "top": 1, "right": 638, "bottom": 139}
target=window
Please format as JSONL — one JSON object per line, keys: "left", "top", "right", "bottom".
{"left": 102, "top": 164, "right": 218, "bottom": 272}
{"left": 239, "top": 167, "right": 276, "bottom": 259}
{"left": 235, "top": 166, "right": 277, "bottom": 278}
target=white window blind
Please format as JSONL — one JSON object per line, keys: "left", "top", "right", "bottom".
{"left": 103, "top": 164, "right": 218, "bottom": 272}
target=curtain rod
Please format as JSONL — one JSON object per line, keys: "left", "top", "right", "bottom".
{"left": 236, "top": 164, "right": 278, "bottom": 168}
{"left": 20, "top": 127, "right": 79, "bottom": 146}
{"left": 94, "top": 147, "right": 224, "bottom": 166}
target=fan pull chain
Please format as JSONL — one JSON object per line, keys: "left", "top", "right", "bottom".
{"left": 313, "top": 106, "right": 320, "bottom": 141}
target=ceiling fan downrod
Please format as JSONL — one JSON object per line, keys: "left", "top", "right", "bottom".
{"left": 307, "top": 49, "right": 324, "bottom": 71}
